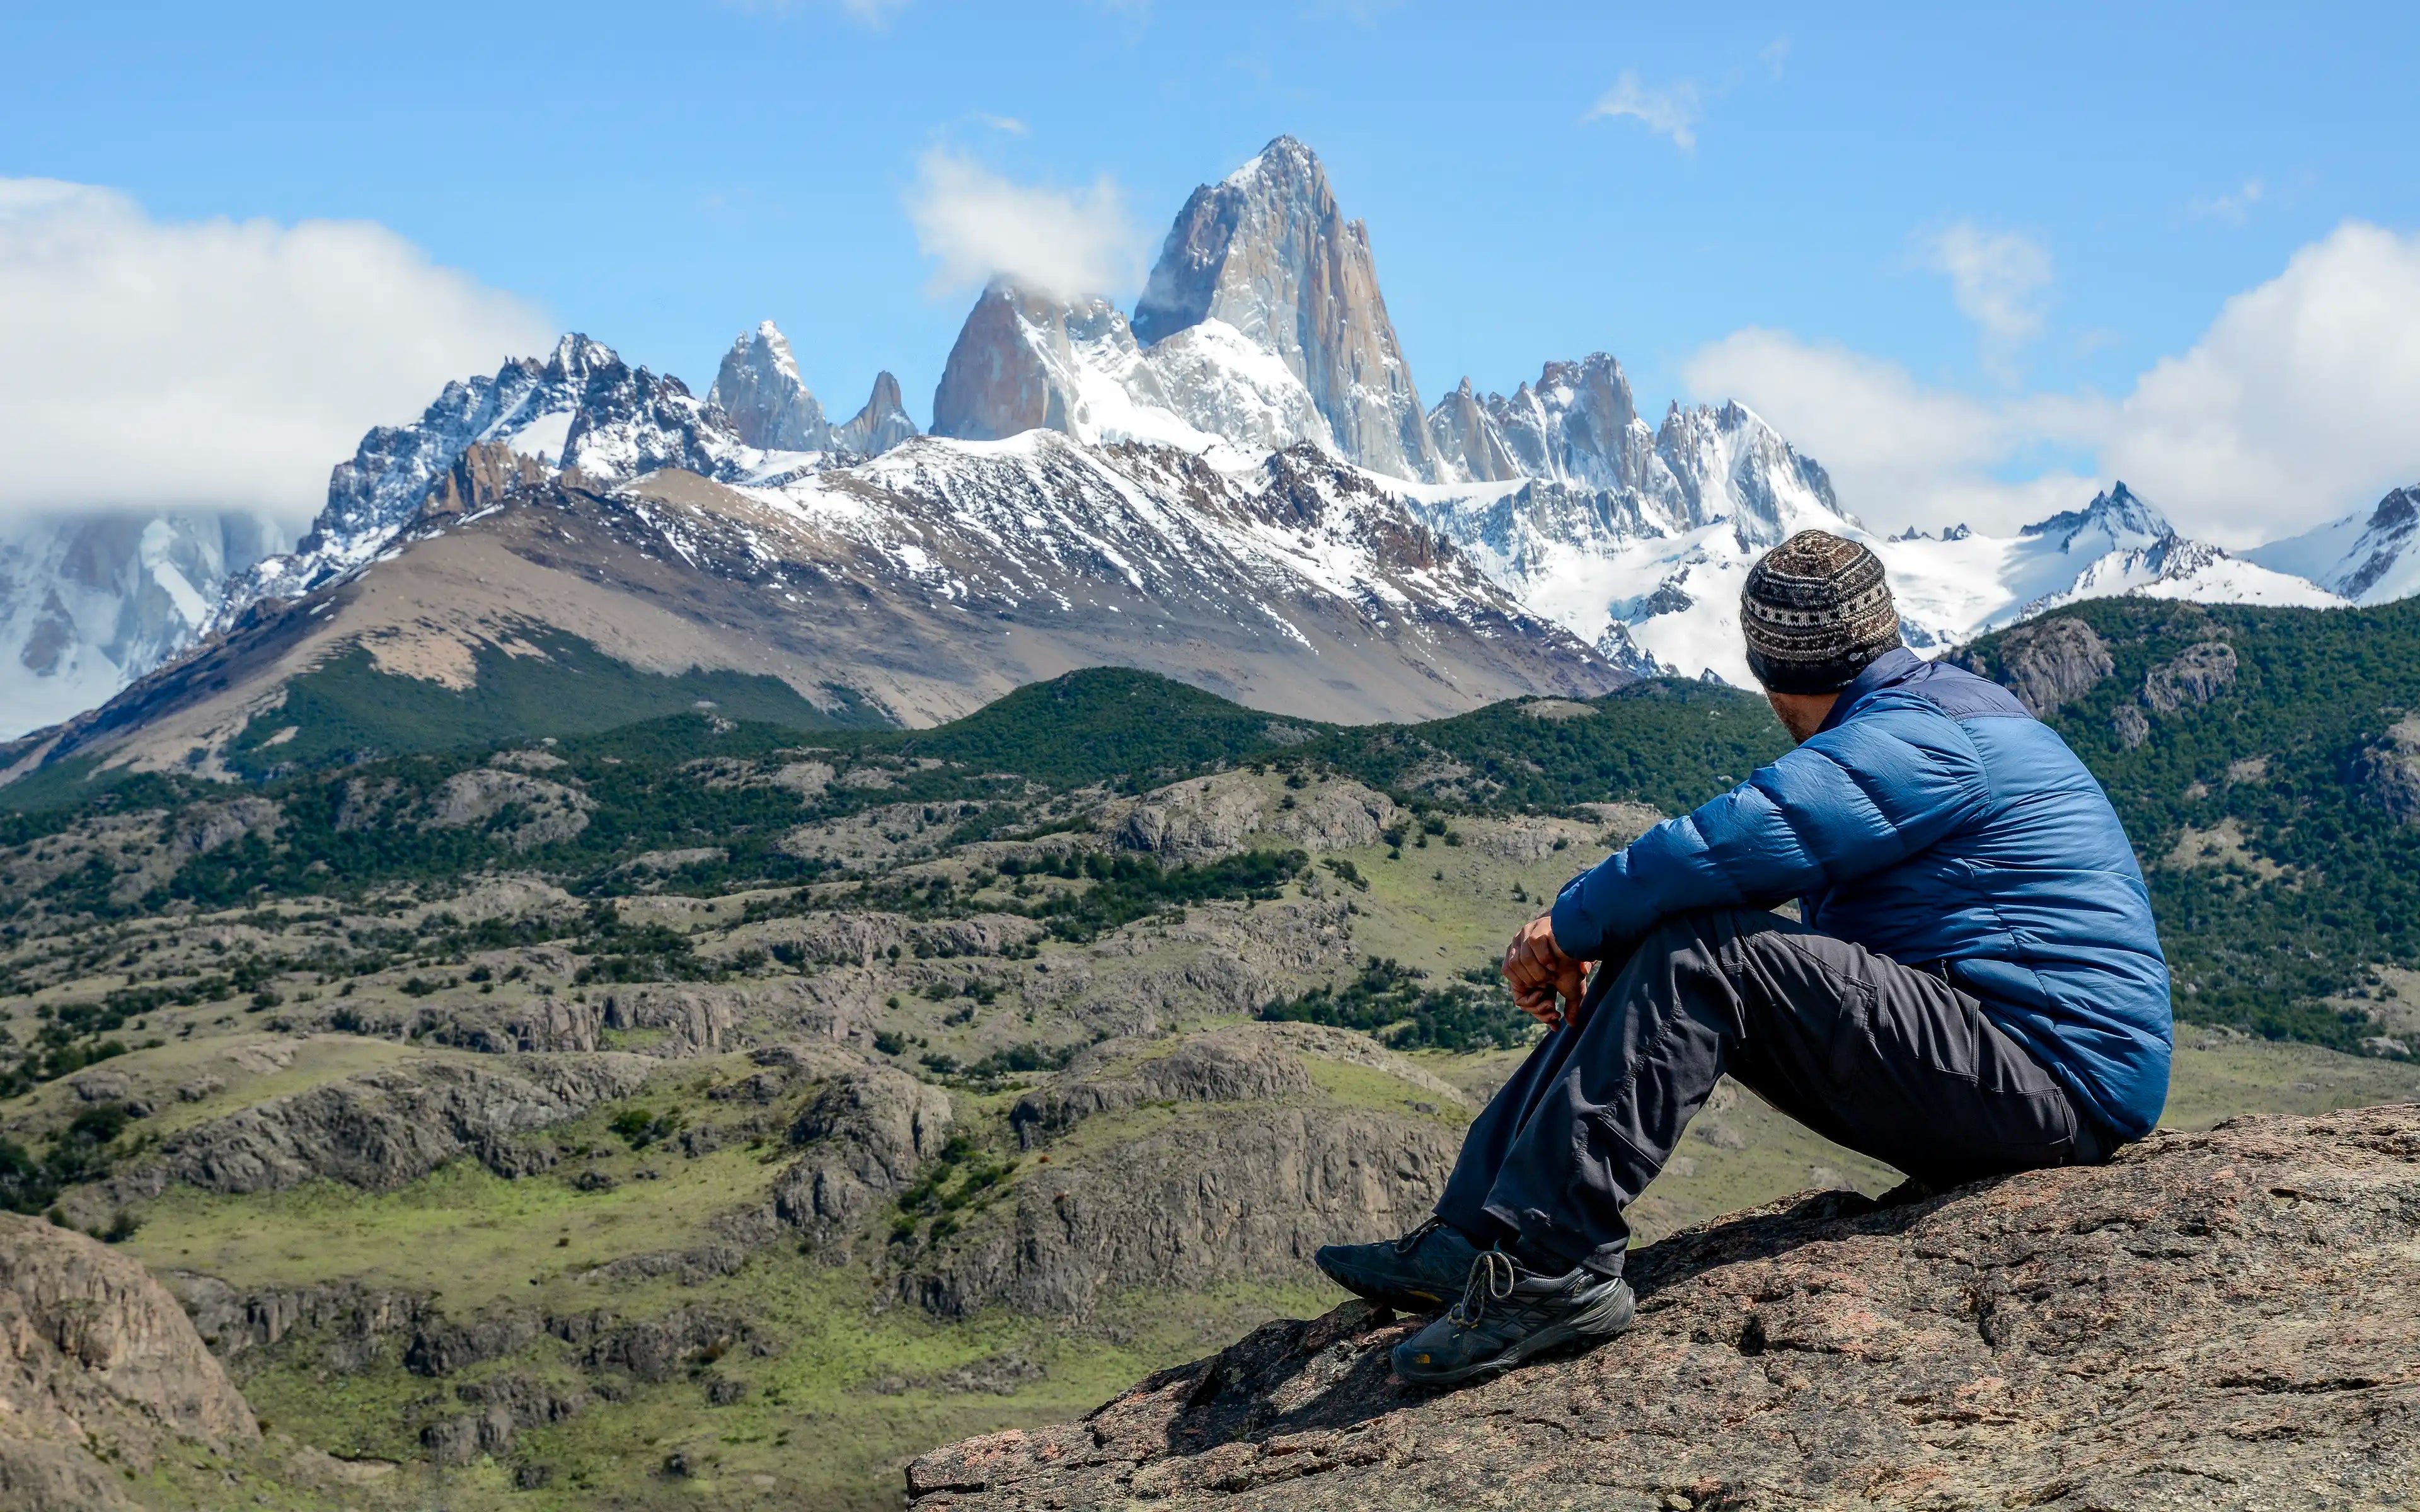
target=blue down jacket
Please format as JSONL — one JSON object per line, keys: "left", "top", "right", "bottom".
{"left": 1550, "top": 648, "right": 2172, "bottom": 1139}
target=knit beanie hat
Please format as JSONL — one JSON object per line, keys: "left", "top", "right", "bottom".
{"left": 1740, "top": 530, "right": 1903, "bottom": 694}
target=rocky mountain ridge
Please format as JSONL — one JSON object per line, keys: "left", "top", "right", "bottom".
{"left": 2249, "top": 482, "right": 2420, "bottom": 604}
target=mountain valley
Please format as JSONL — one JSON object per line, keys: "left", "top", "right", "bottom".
{"left": 6, "top": 600, "right": 2420, "bottom": 1504}
{"left": 4, "top": 130, "right": 2420, "bottom": 1512}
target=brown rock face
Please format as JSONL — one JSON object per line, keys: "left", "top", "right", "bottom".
{"left": 908, "top": 1105, "right": 2420, "bottom": 1511}
{"left": 931, "top": 284, "right": 1155, "bottom": 444}
{"left": 1986, "top": 615, "right": 2114, "bottom": 717}
{"left": 0, "top": 1214, "right": 257, "bottom": 1509}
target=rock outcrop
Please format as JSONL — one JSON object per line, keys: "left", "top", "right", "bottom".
{"left": 774, "top": 1061, "right": 954, "bottom": 1244}
{"left": 909, "top": 1104, "right": 2420, "bottom": 1511}
{"left": 2143, "top": 639, "right": 2238, "bottom": 714}
{"left": 2357, "top": 714, "right": 2420, "bottom": 823}
{"left": 1982, "top": 614, "right": 2113, "bottom": 717}
{"left": 1117, "top": 772, "right": 1397, "bottom": 862}
{"left": 422, "top": 765, "right": 595, "bottom": 850}
{"left": 1, "top": 1215, "right": 257, "bottom": 1511}
{"left": 149, "top": 1052, "right": 655, "bottom": 1194}
{"left": 913, "top": 1030, "right": 1458, "bottom": 1320}
{"left": 1008, "top": 1032, "right": 1318, "bottom": 1147}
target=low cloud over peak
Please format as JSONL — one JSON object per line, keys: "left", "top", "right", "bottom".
{"left": 0, "top": 179, "right": 550, "bottom": 529}
{"left": 903, "top": 149, "right": 1146, "bottom": 304}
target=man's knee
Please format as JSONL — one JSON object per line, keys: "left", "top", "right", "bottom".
{"left": 1627, "top": 907, "right": 1785, "bottom": 967}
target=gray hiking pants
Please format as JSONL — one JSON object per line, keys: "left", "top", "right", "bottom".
{"left": 1436, "top": 907, "right": 2111, "bottom": 1277}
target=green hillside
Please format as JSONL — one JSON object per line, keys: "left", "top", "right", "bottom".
{"left": 1957, "top": 597, "right": 2420, "bottom": 1050}
{"left": 4, "top": 603, "right": 2418, "bottom": 1511}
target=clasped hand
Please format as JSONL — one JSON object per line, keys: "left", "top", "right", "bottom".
{"left": 1500, "top": 914, "right": 1591, "bottom": 1029}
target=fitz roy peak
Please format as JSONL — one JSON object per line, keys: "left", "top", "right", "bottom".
{"left": 2, "top": 135, "right": 2406, "bottom": 753}
{"left": 1132, "top": 136, "right": 1446, "bottom": 482}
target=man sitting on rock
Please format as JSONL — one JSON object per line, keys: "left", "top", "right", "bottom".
{"left": 1319, "top": 530, "right": 2172, "bottom": 1387}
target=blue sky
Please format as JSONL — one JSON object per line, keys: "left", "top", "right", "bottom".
{"left": 5, "top": 1, "right": 2418, "bottom": 541}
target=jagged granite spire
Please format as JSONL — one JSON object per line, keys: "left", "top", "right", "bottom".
{"left": 1429, "top": 355, "right": 1653, "bottom": 493}
{"left": 836, "top": 370, "right": 919, "bottom": 456}
{"left": 1132, "top": 136, "right": 1446, "bottom": 482}
{"left": 710, "top": 321, "right": 832, "bottom": 451}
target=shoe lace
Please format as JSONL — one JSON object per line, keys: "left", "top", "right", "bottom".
{"left": 1392, "top": 1215, "right": 1445, "bottom": 1256}
{"left": 1449, "top": 1249, "right": 1518, "bottom": 1328}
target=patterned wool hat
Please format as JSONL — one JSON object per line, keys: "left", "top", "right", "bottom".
{"left": 1740, "top": 530, "right": 1903, "bottom": 694}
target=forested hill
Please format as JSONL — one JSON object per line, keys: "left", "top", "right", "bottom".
{"left": 7, "top": 595, "right": 2419, "bottom": 1055}
{"left": 1956, "top": 596, "right": 2420, "bottom": 1047}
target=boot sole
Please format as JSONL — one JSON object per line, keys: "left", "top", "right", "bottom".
{"left": 1393, "top": 1282, "right": 1635, "bottom": 1387}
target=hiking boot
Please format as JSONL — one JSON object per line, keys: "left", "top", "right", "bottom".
{"left": 1391, "top": 1249, "right": 1634, "bottom": 1387}
{"left": 1315, "top": 1217, "right": 1482, "bottom": 1312}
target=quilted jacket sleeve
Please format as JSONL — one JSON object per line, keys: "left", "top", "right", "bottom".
{"left": 1548, "top": 701, "right": 1995, "bottom": 961}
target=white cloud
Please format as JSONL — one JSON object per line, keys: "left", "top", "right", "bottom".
{"left": 1586, "top": 71, "right": 1702, "bottom": 152}
{"left": 904, "top": 149, "right": 1144, "bottom": 302}
{"left": 0, "top": 179, "right": 551, "bottom": 529}
{"left": 2106, "top": 221, "right": 2420, "bottom": 545}
{"left": 1758, "top": 37, "right": 1791, "bottom": 79}
{"left": 1688, "top": 221, "right": 2420, "bottom": 548}
{"left": 1685, "top": 329, "right": 2102, "bottom": 536}
{"left": 1920, "top": 221, "right": 2053, "bottom": 357}
{"left": 2192, "top": 176, "right": 2266, "bottom": 225}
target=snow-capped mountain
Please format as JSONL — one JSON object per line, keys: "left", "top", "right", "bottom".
{"left": 930, "top": 283, "right": 1330, "bottom": 457}
{"left": 211, "top": 334, "right": 697, "bottom": 624}
{"left": 1401, "top": 382, "right": 1848, "bottom": 681}
{"left": 9, "top": 132, "right": 2407, "bottom": 758}
{"left": 1877, "top": 484, "right": 2341, "bottom": 649}
{"left": 0, "top": 512, "right": 284, "bottom": 737}
{"left": 2245, "top": 483, "right": 2420, "bottom": 605}
{"left": 209, "top": 331, "right": 868, "bottom": 633}
{"left": 1409, "top": 433, "right": 2341, "bottom": 688}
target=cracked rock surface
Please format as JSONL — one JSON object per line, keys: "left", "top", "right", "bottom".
{"left": 908, "top": 1104, "right": 2420, "bottom": 1511}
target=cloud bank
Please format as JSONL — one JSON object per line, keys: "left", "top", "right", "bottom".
{"left": 1688, "top": 221, "right": 2420, "bottom": 547}
{"left": 0, "top": 180, "right": 551, "bottom": 529}
{"left": 904, "top": 149, "right": 1144, "bottom": 302}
